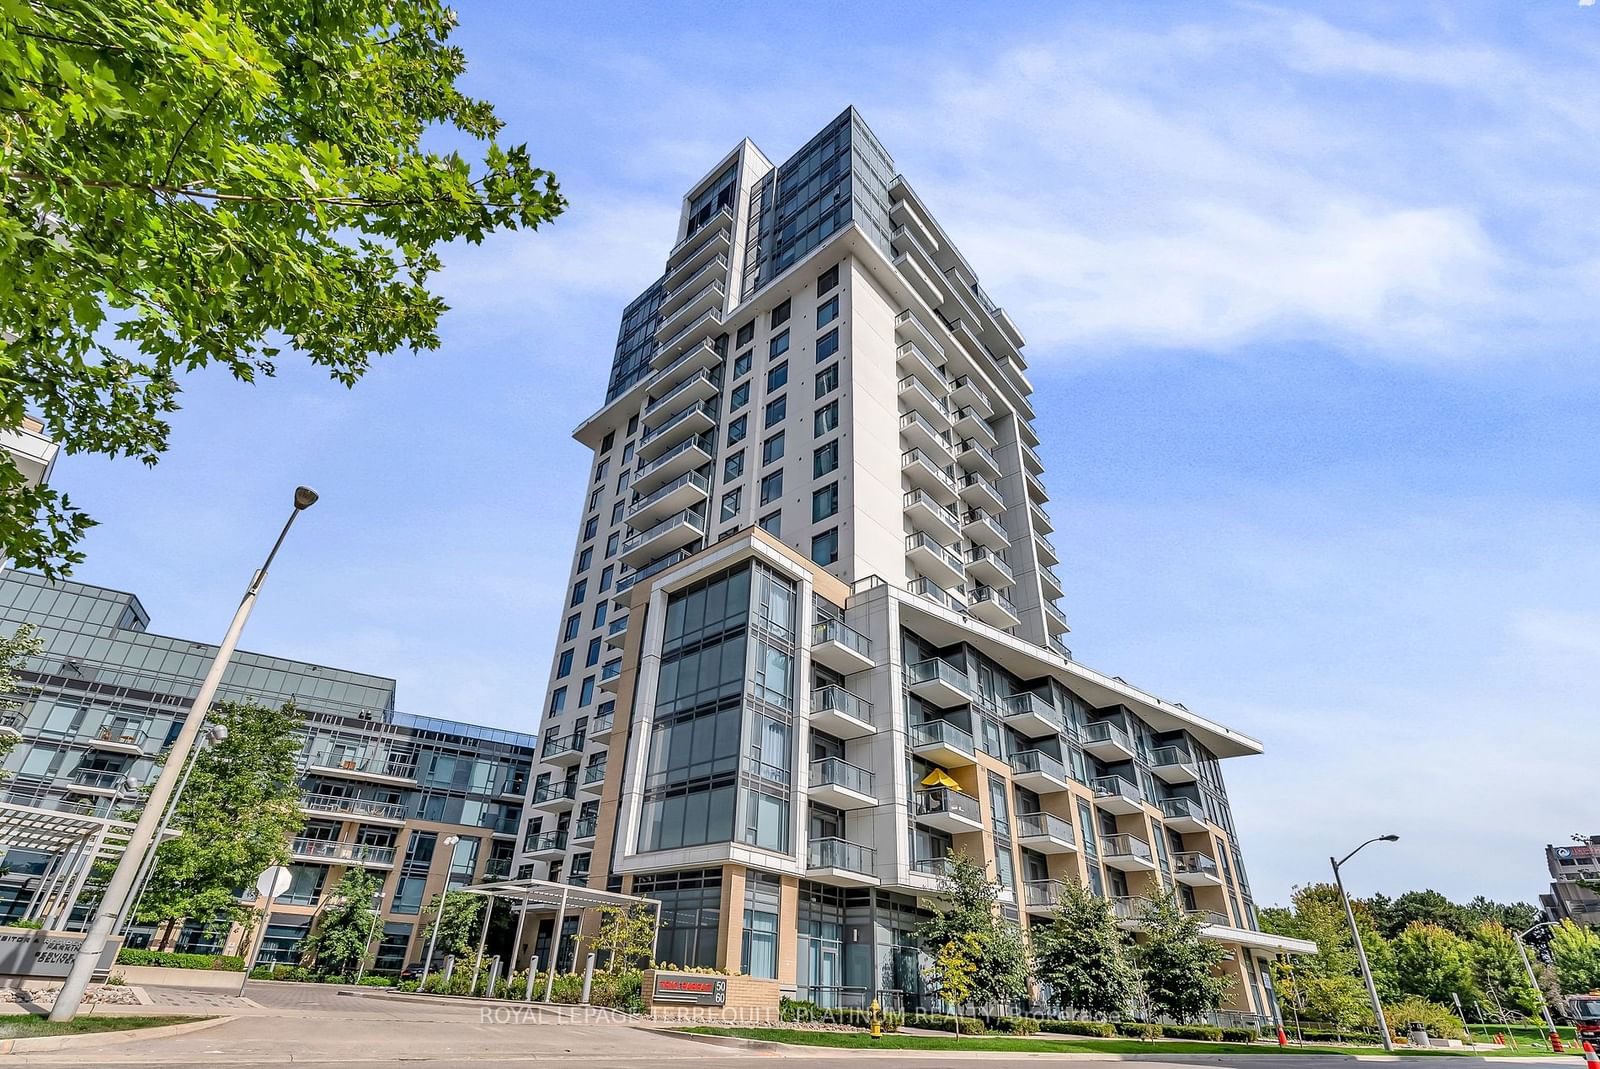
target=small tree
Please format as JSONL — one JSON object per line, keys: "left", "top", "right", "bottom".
{"left": 1130, "top": 890, "right": 1230, "bottom": 1023}
{"left": 0, "top": 624, "right": 42, "bottom": 766}
{"left": 1031, "top": 878, "right": 1135, "bottom": 1019}
{"left": 916, "top": 852, "right": 1029, "bottom": 1009}
{"left": 1393, "top": 921, "right": 1476, "bottom": 1003}
{"left": 137, "top": 699, "right": 305, "bottom": 939}
{"left": 1551, "top": 919, "right": 1600, "bottom": 995}
{"left": 593, "top": 905, "right": 655, "bottom": 972}
{"left": 926, "top": 933, "right": 981, "bottom": 1037}
{"left": 1469, "top": 921, "right": 1540, "bottom": 1017}
{"left": 420, "top": 889, "right": 484, "bottom": 963}
{"left": 300, "top": 867, "right": 383, "bottom": 979}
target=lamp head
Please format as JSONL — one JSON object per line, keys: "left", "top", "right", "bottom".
{"left": 1379, "top": 834, "right": 1400, "bottom": 842}
{"left": 293, "top": 486, "right": 320, "bottom": 511}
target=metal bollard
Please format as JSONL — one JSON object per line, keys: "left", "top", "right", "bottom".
{"left": 524, "top": 956, "right": 539, "bottom": 1002}
{"left": 486, "top": 956, "right": 502, "bottom": 999}
{"left": 580, "top": 953, "right": 596, "bottom": 1004}
{"left": 442, "top": 954, "right": 455, "bottom": 986}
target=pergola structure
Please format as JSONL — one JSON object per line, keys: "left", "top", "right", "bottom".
{"left": 0, "top": 797, "right": 142, "bottom": 930}
{"left": 454, "top": 877, "right": 660, "bottom": 1003}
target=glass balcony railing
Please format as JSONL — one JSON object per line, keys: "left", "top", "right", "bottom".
{"left": 1151, "top": 745, "right": 1197, "bottom": 772}
{"left": 1015, "top": 810, "right": 1075, "bottom": 845}
{"left": 906, "top": 576, "right": 959, "bottom": 610}
{"left": 1174, "top": 851, "right": 1219, "bottom": 880}
{"left": 626, "top": 470, "right": 709, "bottom": 519}
{"left": 1092, "top": 774, "right": 1143, "bottom": 804}
{"left": 572, "top": 816, "right": 599, "bottom": 840}
{"left": 1010, "top": 749, "right": 1066, "bottom": 782}
{"left": 968, "top": 585, "right": 1017, "bottom": 618}
{"left": 912, "top": 720, "right": 974, "bottom": 754}
{"left": 1000, "top": 690, "right": 1060, "bottom": 727}
{"left": 300, "top": 793, "right": 408, "bottom": 821}
{"left": 530, "top": 780, "right": 577, "bottom": 804}
{"left": 1101, "top": 833, "right": 1153, "bottom": 862}
{"left": 960, "top": 472, "right": 1002, "bottom": 501}
{"left": 641, "top": 400, "right": 717, "bottom": 449}
{"left": 643, "top": 368, "right": 719, "bottom": 419}
{"left": 635, "top": 431, "right": 714, "bottom": 480}
{"left": 599, "top": 661, "right": 622, "bottom": 683}
{"left": 811, "top": 757, "right": 873, "bottom": 796}
{"left": 70, "top": 768, "right": 127, "bottom": 791}
{"left": 607, "top": 616, "right": 629, "bottom": 638}
{"left": 582, "top": 762, "right": 608, "bottom": 785}
{"left": 91, "top": 720, "right": 149, "bottom": 748}
{"left": 903, "top": 489, "right": 959, "bottom": 527}
{"left": 620, "top": 507, "right": 706, "bottom": 556}
{"left": 290, "top": 838, "right": 396, "bottom": 866}
{"left": 1160, "top": 796, "right": 1208, "bottom": 824}
{"left": 529, "top": 830, "right": 568, "bottom": 853}
{"left": 811, "top": 684, "right": 874, "bottom": 725}
{"left": 808, "top": 837, "right": 875, "bottom": 875}
{"left": 913, "top": 855, "right": 955, "bottom": 878}
{"left": 957, "top": 438, "right": 999, "bottom": 472}
{"left": 1024, "top": 880, "right": 1062, "bottom": 909}
{"left": 1083, "top": 720, "right": 1133, "bottom": 752}
{"left": 905, "top": 532, "right": 964, "bottom": 574}
{"left": 811, "top": 617, "right": 872, "bottom": 658}
{"left": 914, "top": 786, "right": 980, "bottom": 822}
{"left": 967, "top": 547, "right": 1014, "bottom": 583}
{"left": 541, "top": 733, "right": 585, "bottom": 760}
{"left": 590, "top": 709, "right": 615, "bottom": 734}
{"left": 900, "top": 448, "right": 958, "bottom": 492}
{"left": 905, "top": 658, "right": 972, "bottom": 695}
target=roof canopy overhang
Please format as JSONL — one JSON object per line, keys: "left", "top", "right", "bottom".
{"left": 0, "top": 800, "right": 140, "bottom": 861}
{"left": 458, "top": 878, "right": 658, "bottom": 913}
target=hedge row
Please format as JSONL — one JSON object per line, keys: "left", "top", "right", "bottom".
{"left": 116, "top": 949, "right": 245, "bottom": 972}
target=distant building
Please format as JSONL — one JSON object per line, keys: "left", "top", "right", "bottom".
{"left": 0, "top": 416, "right": 59, "bottom": 572}
{"left": 1541, "top": 837, "right": 1600, "bottom": 928}
{"left": 0, "top": 571, "right": 535, "bottom": 970}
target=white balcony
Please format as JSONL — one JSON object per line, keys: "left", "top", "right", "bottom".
{"left": 894, "top": 309, "right": 945, "bottom": 360}
{"left": 540, "top": 733, "right": 587, "bottom": 769}
{"left": 1000, "top": 691, "right": 1062, "bottom": 737}
{"left": 909, "top": 720, "right": 976, "bottom": 767}
{"left": 907, "top": 576, "right": 963, "bottom": 613}
{"left": 1150, "top": 745, "right": 1200, "bottom": 784}
{"left": 526, "top": 830, "right": 569, "bottom": 860}
{"left": 901, "top": 449, "right": 959, "bottom": 506}
{"left": 897, "top": 376, "right": 952, "bottom": 429}
{"left": 655, "top": 307, "right": 724, "bottom": 364}
{"left": 290, "top": 838, "right": 397, "bottom": 868}
{"left": 626, "top": 470, "right": 710, "bottom": 528}
{"left": 1039, "top": 562, "right": 1064, "bottom": 601}
{"left": 643, "top": 367, "right": 720, "bottom": 421}
{"left": 958, "top": 472, "right": 1004, "bottom": 514}
{"left": 299, "top": 793, "right": 409, "bottom": 825}
{"left": 634, "top": 432, "right": 714, "bottom": 493}
{"left": 1010, "top": 750, "right": 1070, "bottom": 793}
{"left": 953, "top": 406, "right": 996, "bottom": 448}
{"left": 967, "top": 584, "right": 1020, "bottom": 629}
{"left": 637, "top": 400, "right": 717, "bottom": 462}
{"left": 904, "top": 489, "right": 961, "bottom": 543}
{"left": 966, "top": 547, "right": 1014, "bottom": 588}
{"left": 0, "top": 425, "right": 57, "bottom": 487}
{"left": 655, "top": 278, "right": 726, "bottom": 344}
{"left": 906, "top": 532, "right": 965, "bottom": 589}
{"left": 1023, "top": 879, "right": 1064, "bottom": 915}
{"left": 889, "top": 197, "right": 939, "bottom": 253}
{"left": 899, "top": 411, "right": 954, "bottom": 462}
{"left": 908, "top": 659, "right": 966, "bottom": 710}
{"left": 1015, "top": 811, "right": 1078, "bottom": 854}
{"left": 810, "top": 618, "right": 875, "bottom": 674}
{"left": 896, "top": 341, "right": 948, "bottom": 389}
{"left": 893, "top": 249, "right": 942, "bottom": 307}
{"left": 528, "top": 780, "right": 578, "bottom": 812}
{"left": 656, "top": 253, "right": 729, "bottom": 320}
{"left": 1082, "top": 720, "right": 1136, "bottom": 762}
{"left": 955, "top": 438, "right": 1001, "bottom": 480}
{"left": 604, "top": 615, "right": 630, "bottom": 649}
{"left": 664, "top": 206, "right": 732, "bottom": 275}
{"left": 1035, "top": 533, "right": 1060, "bottom": 567}
{"left": 650, "top": 337, "right": 721, "bottom": 391}
{"left": 1160, "top": 796, "right": 1211, "bottom": 833}
{"left": 618, "top": 507, "right": 706, "bottom": 568}
{"left": 913, "top": 787, "right": 983, "bottom": 834}
{"left": 810, "top": 684, "right": 875, "bottom": 739}
{"left": 1173, "top": 850, "right": 1223, "bottom": 887}
{"left": 1101, "top": 833, "right": 1158, "bottom": 872}
{"left": 806, "top": 837, "right": 878, "bottom": 887}
{"left": 1030, "top": 499, "right": 1054, "bottom": 536}
{"left": 1043, "top": 599, "right": 1070, "bottom": 635}
{"left": 1025, "top": 467, "right": 1049, "bottom": 502}
{"left": 808, "top": 758, "right": 875, "bottom": 810}
{"left": 962, "top": 509, "right": 1008, "bottom": 551}
{"left": 1092, "top": 775, "right": 1146, "bottom": 816}
{"left": 597, "top": 659, "right": 623, "bottom": 693}
{"left": 949, "top": 375, "right": 992, "bottom": 418}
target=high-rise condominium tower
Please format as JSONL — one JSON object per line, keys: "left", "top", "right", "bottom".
{"left": 516, "top": 108, "right": 1309, "bottom": 1018}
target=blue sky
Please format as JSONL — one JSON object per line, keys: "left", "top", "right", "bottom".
{"left": 48, "top": 1, "right": 1600, "bottom": 906}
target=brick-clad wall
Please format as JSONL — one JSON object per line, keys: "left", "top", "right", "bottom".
{"left": 640, "top": 970, "right": 781, "bottom": 1025}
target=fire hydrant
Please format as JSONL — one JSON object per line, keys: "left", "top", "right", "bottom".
{"left": 869, "top": 998, "right": 883, "bottom": 1040}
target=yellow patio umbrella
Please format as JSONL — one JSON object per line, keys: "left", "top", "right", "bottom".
{"left": 920, "top": 767, "right": 960, "bottom": 790}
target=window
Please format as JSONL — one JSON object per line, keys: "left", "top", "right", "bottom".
{"left": 730, "top": 381, "right": 750, "bottom": 412}
{"left": 601, "top": 430, "right": 615, "bottom": 453}
{"left": 814, "top": 401, "right": 838, "bottom": 436}
{"left": 586, "top": 637, "right": 602, "bottom": 667}
{"left": 760, "top": 471, "right": 783, "bottom": 506}
{"left": 811, "top": 528, "right": 839, "bottom": 566}
{"left": 771, "top": 299, "right": 790, "bottom": 328}
{"left": 592, "top": 601, "right": 607, "bottom": 627}
{"left": 720, "top": 488, "right": 741, "bottom": 522}
{"left": 610, "top": 501, "right": 624, "bottom": 525}
{"left": 727, "top": 416, "right": 747, "bottom": 445}
{"left": 817, "top": 295, "right": 838, "bottom": 327}
{"left": 818, "top": 263, "right": 838, "bottom": 293}
{"left": 587, "top": 488, "right": 602, "bottom": 511}
{"left": 764, "top": 395, "right": 786, "bottom": 427}
{"left": 759, "top": 511, "right": 781, "bottom": 535}
{"left": 556, "top": 649, "right": 573, "bottom": 678}
{"left": 733, "top": 350, "right": 752, "bottom": 378}
{"left": 600, "top": 564, "right": 613, "bottom": 591}
{"left": 816, "top": 327, "right": 838, "bottom": 362}
{"left": 762, "top": 431, "right": 785, "bottom": 466}
{"left": 723, "top": 451, "right": 744, "bottom": 481}
{"left": 583, "top": 516, "right": 598, "bottom": 540}
{"left": 550, "top": 687, "right": 567, "bottom": 714}
{"left": 606, "top": 532, "right": 619, "bottom": 557}
{"left": 769, "top": 331, "right": 789, "bottom": 358}
{"left": 815, "top": 362, "right": 838, "bottom": 398}
{"left": 766, "top": 362, "right": 788, "bottom": 391}
{"left": 622, "top": 442, "right": 634, "bottom": 465}
{"left": 595, "top": 458, "right": 609, "bottom": 483}
{"left": 579, "top": 676, "right": 595, "bottom": 707}
{"left": 813, "top": 439, "right": 839, "bottom": 477}
{"left": 577, "top": 547, "right": 592, "bottom": 572}
{"left": 812, "top": 482, "right": 838, "bottom": 522}
{"left": 627, "top": 414, "right": 639, "bottom": 436}
{"left": 736, "top": 321, "right": 755, "bottom": 348}
{"left": 563, "top": 614, "right": 581, "bottom": 642}
{"left": 570, "top": 579, "right": 587, "bottom": 606}
{"left": 616, "top": 471, "right": 630, "bottom": 494}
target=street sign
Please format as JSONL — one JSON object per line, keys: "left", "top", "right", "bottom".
{"left": 256, "top": 865, "right": 292, "bottom": 899}
{"left": 652, "top": 971, "right": 728, "bottom": 1006}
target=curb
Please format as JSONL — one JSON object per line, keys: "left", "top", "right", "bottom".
{"left": 0, "top": 1014, "right": 230, "bottom": 1053}
{"left": 663, "top": 1029, "right": 786, "bottom": 1052}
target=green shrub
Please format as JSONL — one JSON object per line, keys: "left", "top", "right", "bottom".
{"left": 1221, "top": 1026, "right": 1260, "bottom": 1043}
{"left": 395, "top": 979, "right": 420, "bottom": 992}
{"left": 1040, "top": 1019, "right": 1116, "bottom": 1037}
{"left": 916, "top": 1013, "right": 986, "bottom": 1035}
{"left": 993, "top": 1016, "right": 1039, "bottom": 1035}
{"left": 781, "top": 996, "right": 820, "bottom": 1021}
{"left": 8, "top": 920, "right": 42, "bottom": 930}
{"left": 1161, "top": 1024, "right": 1223, "bottom": 1041}
{"left": 357, "top": 975, "right": 392, "bottom": 987}
{"left": 116, "top": 949, "right": 245, "bottom": 972}
{"left": 1115, "top": 1021, "right": 1161, "bottom": 1039}
{"left": 548, "top": 973, "right": 584, "bottom": 1004}
{"left": 1384, "top": 996, "right": 1466, "bottom": 1042}
{"left": 590, "top": 970, "right": 643, "bottom": 1012}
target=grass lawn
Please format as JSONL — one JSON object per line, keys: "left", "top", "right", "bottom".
{"left": 682, "top": 1026, "right": 1578, "bottom": 1057}
{"left": 0, "top": 1014, "right": 206, "bottom": 1040}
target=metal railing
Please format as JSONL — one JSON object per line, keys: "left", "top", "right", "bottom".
{"left": 1014, "top": 810, "right": 1075, "bottom": 845}
{"left": 899, "top": 410, "right": 953, "bottom": 451}
{"left": 1023, "top": 880, "right": 1062, "bottom": 909}
{"left": 643, "top": 368, "right": 719, "bottom": 419}
{"left": 300, "top": 793, "right": 408, "bottom": 821}
{"left": 807, "top": 837, "right": 875, "bottom": 874}
{"left": 1101, "top": 833, "right": 1153, "bottom": 862}
{"left": 914, "top": 786, "right": 980, "bottom": 822}
{"left": 905, "top": 532, "right": 963, "bottom": 574}
{"left": 810, "top": 757, "right": 873, "bottom": 796}
{"left": 634, "top": 431, "right": 713, "bottom": 481}
{"left": 641, "top": 399, "right": 716, "bottom": 448}
{"left": 811, "top": 685, "right": 873, "bottom": 725}
{"left": 1000, "top": 690, "right": 1059, "bottom": 726}
{"left": 911, "top": 720, "right": 974, "bottom": 753}
{"left": 528, "top": 830, "right": 568, "bottom": 853}
{"left": 541, "top": 733, "right": 584, "bottom": 759}
{"left": 1083, "top": 720, "right": 1133, "bottom": 751}
{"left": 905, "top": 658, "right": 971, "bottom": 695}
{"left": 969, "top": 585, "right": 1017, "bottom": 618}
{"left": 1174, "top": 850, "right": 1219, "bottom": 880}
{"left": 1159, "top": 796, "right": 1208, "bottom": 824}
{"left": 530, "top": 780, "right": 577, "bottom": 804}
{"left": 626, "top": 470, "right": 708, "bottom": 519}
{"left": 1092, "top": 774, "right": 1143, "bottom": 804}
{"left": 811, "top": 617, "right": 872, "bottom": 659}
{"left": 903, "top": 489, "right": 958, "bottom": 527}
{"left": 582, "top": 762, "right": 608, "bottom": 785}
{"left": 620, "top": 507, "right": 705, "bottom": 556}
{"left": 900, "top": 448, "right": 957, "bottom": 492}
{"left": 1150, "top": 745, "right": 1197, "bottom": 772}
{"left": 572, "top": 816, "right": 599, "bottom": 840}
{"left": 1010, "top": 749, "right": 1066, "bottom": 782}
{"left": 967, "top": 547, "right": 1014, "bottom": 582}
{"left": 290, "top": 838, "right": 397, "bottom": 866}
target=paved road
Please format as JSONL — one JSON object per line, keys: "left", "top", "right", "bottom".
{"left": 9, "top": 984, "right": 1575, "bottom": 1068}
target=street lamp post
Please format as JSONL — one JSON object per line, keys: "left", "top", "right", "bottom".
{"left": 419, "top": 835, "right": 461, "bottom": 988}
{"left": 355, "top": 890, "right": 385, "bottom": 984}
{"left": 49, "top": 487, "right": 320, "bottom": 1022}
{"left": 1331, "top": 834, "right": 1399, "bottom": 1053}
{"left": 1516, "top": 921, "right": 1560, "bottom": 1035}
